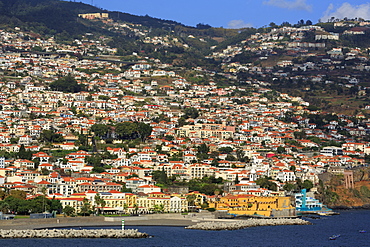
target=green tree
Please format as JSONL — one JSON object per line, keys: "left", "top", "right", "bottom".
{"left": 360, "top": 186, "right": 370, "bottom": 198}
{"left": 197, "top": 143, "right": 209, "bottom": 154}
{"left": 91, "top": 124, "right": 110, "bottom": 138}
{"left": 49, "top": 198, "right": 62, "bottom": 213}
{"left": 236, "top": 149, "right": 245, "bottom": 161}
{"left": 234, "top": 174, "right": 239, "bottom": 184}
{"left": 94, "top": 193, "right": 106, "bottom": 215}
{"left": 40, "top": 130, "right": 64, "bottom": 143}
{"left": 211, "top": 159, "right": 219, "bottom": 167}
{"left": 0, "top": 189, "right": 7, "bottom": 200}
{"left": 302, "top": 180, "right": 313, "bottom": 191}
{"left": 283, "top": 183, "right": 295, "bottom": 192}
{"left": 123, "top": 203, "right": 129, "bottom": 214}
{"left": 115, "top": 122, "right": 137, "bottom": 140}
{"left": 80, "top": 198, "right": 92, "bottom": 216}
{"left": 255, "top": 177, "right": 277, "bottom": 191}
{"left": 133, "top": 204, "right": 139, "bottom": 215}
{"left": 98, "top": 95, "right": 110, "bottom": 101}
{"left": 9, "top": 190, "right": 27, "bottom": 200}
{"left": 218, "top": 147, "right": 233, "bottom": 154}
{"left": 17, "top": 144, "right": 32, "bottom": 160}
{"left": 153, "top": 203, "right": 165, "bottom": 213}
{"left": 0, "top": 201, "right": 9, "bottom": 213}
{"left": 226, "top": 154, "right": 236, "bottom": 161}
{"left": 164, "top": 135, "right": 174, "bottom": 141}
{"left": 136, "top": 122, "right": 152, "bottom": 141}
{"left": 152, "top": 170, "right": 169, "bottom": 185}
{"left": 277, "top": 146, "right": 286, "bottom": 154}
{"left": 183, "top": 107, "right": 199, "bottom": 119}
{"left": 186, "top": 194, "right": 196, "bottom": 212}
{"left": 92, "top": 166, "right": 105, "bottom": 173}
{"left": 85, "top": 155, "right": 102, "bottom": 167}
{"left": 63, "top": 205, "right": 75, "bottom": 216}
{"left": 50, "top": 75, "right": 85, "bottom": 93}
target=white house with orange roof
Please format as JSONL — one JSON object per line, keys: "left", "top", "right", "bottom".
{"left": 18, "top": 135, "right": 32, "bottom": 145}
{"left": 32, "top": 151, "right": 52, "bottom": 164}
{"left": 277, "top": 169, "right": 296, "bottom": 182}
{"left": 106, "top": 147, "right": 126, "bottom": 158}
{"left": 137, "top": 184, "right": 161, "bottom": 194}
{"left": 183, "top": 153, "right": 197, "bottom": 163}
{"left": 66, "top": 150, "right": 91, "bottom": 159}
{"left": 14, "top": 159, "right": 35, "bottom": 169}
{"left": 342, "top": 142, "right": 366, "bottom": 152}
{"left": 63, "top": 160, "right": 85, "bottom": 172}
{"left": 38, "top": 163, "right": 53, "bottom": 171}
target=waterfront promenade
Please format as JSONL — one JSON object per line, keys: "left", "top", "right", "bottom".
{"left": 0, "top": 214, "right": 203, "bottom": 230}
{"left": 0, "top": 213, "right": 309, "bottom": 231}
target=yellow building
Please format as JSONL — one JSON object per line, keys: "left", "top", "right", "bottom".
{"left": 209, "top": 194, "right": 294, "bottom": 217}
{"left": 59, "top": 191, "right": 138, "bottom": 215}
{"left": 137, "top": 193, "right": 188, "bottom": 213}
{"left": 59, "top": 197, "right": 85, "bottom": 213}
{"left": 186, "top": 191, "right": 207, "bottom": 209}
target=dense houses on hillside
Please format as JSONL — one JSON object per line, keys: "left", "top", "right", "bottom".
{"left": 0, "top": 26, "right": 368, "bottom": 216}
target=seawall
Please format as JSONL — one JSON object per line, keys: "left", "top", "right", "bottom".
{"left": 0, "top": 229, "right": 148, "bottom": 238}
{"left": 186, "top": 218, "right": 312, "bottom": 230}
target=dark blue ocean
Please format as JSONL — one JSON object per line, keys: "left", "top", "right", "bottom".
{"left": 0, "top": 210, "right": 369, "bottom": 247}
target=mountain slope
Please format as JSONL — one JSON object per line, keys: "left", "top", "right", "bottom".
{"left": 0, "top": 0, "right": 190, "bottom": 38}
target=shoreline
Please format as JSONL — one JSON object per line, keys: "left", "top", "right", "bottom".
{"left": 0, "top": 215, "right": 313, "bottom": 237}
{"left": 0, "top": 215, "right": 201, "bottom": 230}
{"left": 4, "top": 209, "right": 361, "bottom": 231}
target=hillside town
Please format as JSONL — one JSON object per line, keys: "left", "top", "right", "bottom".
{"left": 0, "top": 18, "right": 369, "bottom": 218}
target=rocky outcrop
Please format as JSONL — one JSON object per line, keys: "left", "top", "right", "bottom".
{"left": 0, "top": 229, "right": 148, "bottom": 238}
{"left": 186, "top": 218, "right": 311, "bottom": 231}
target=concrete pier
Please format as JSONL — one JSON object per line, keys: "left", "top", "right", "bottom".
{"left": 0, "top": 229, "right": 148, "bottom": 238}
{"left": 185, "top": 218, "right": 311, "bottom": 230}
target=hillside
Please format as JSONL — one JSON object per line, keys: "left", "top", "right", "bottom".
{"left": 0, "top": 0, "right": 240, "bottom": 40}
{"left": 213, "top": 22, "right": 370, "bottom": 115}
{"left": 0, "top": 0, "right": 251, "bottom": 70}
{"left": 318, "top": 168, "right": 370, "bottom": 208}
{"left": 2, "top": 0, "right": 370, "bottom": 115}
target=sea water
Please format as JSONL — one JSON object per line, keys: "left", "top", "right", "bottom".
{"left": 0, "top": 210, "right": 369, "bottom": 247}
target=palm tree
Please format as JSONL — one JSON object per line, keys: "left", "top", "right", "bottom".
{"left": 62, "top": 205, "right": 75, "bottom": 216}
{"left": 153, "top": 204, "right": 165, "bottom": 213}
{"left": 80, "top": 198, "right": 91, "bottom": 216}
{"left": 186, "top": 194, "right": 196, "bottom": 212}
{"left": 94, "top": 193, "right": 101, "bottom": 215}
{"left": 41, "top": 186, "right": 47, "bottom": 213}
{"left": 94, "top": 193, "right": 106, "bottom": 215}
{"left": 123, "top": 203, "right": 128, "bottom": 215}
{"left": 133, "top": 204, "right": 139, "bottom": 215}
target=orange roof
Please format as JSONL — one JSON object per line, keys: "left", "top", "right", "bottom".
{"left": 38, "top": 180, "right": 51, "bottom": 185}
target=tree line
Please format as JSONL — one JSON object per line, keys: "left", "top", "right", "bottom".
{"left": 0, "top": 190, "right": 62, "bottom": 215}
{"left": 91, "top": 121, "right": 152, "bottom": 142}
